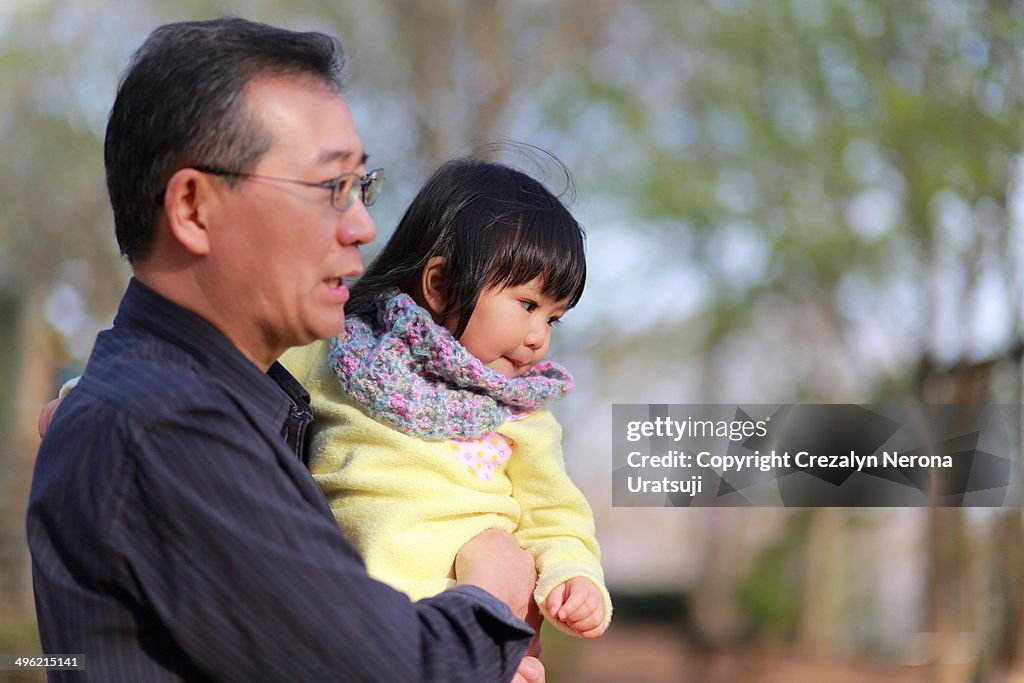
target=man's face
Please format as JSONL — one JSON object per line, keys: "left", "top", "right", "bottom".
{"left": 203, "top": 76, "right": 376, "bottom": 365}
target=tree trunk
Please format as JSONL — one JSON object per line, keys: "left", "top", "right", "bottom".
{"left": 0, "top": 286, "right": 61, "bottom": 615}
{"left": 921, "top": 362, "right": 990, "bottom": 683}
{"left": 795, "top": 507, "right": 842, "bottom": 658}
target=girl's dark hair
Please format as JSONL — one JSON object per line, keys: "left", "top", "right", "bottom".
{"left": 348, "top": 156, "right": 586, "bottom": 338}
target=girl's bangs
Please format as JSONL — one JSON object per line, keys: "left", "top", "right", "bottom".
{"left": 484, "top": 207, "right": 586, "bottom": 307}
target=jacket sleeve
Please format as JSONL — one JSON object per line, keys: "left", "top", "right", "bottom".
{"left": 502, "top": 409, "right": 613, "bottom": 635}
{"left": 112, "top": 400, "right": 532, "bottom": 682}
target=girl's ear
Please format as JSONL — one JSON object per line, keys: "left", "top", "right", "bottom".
{"left": 420, "top": 256, "right": 447, "bottom": 316}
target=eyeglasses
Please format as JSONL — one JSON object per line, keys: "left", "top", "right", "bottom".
{"left": 194, "top": 165, "right": 385, "bottom": 212}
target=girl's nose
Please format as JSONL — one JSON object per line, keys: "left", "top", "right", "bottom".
{"left": 525, "top": 324, "right": 547, "bottom": 350}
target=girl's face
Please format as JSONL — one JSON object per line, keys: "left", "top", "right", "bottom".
{"left": 455, "top": 278, "right": 569, "bottom": 378}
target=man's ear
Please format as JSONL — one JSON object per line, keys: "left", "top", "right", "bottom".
{"left": 162, "top": 168, "right": 212, "bottom": 256}
{"left": 420, "top": 256, "right": 448, "bottom": 316}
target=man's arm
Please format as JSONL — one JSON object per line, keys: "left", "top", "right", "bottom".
{"left": 37, "top": 391, "right": 544, "bottom": 682}
{"left": 114, "top": 404, "right": 532, "bottom": 682}
{"left": 457, "top": 530, "right": 547, "bottom": 683}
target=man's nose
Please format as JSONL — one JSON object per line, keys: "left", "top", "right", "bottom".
{"left": 338, "top": 199, "right": 377, "bottom": 247}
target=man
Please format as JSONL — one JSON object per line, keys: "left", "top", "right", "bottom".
{"left": 29, "top": 18, "right": 544, "bottom": 682}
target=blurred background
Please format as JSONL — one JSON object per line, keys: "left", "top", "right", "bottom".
{"left": 2, "top": 0, "right": 1024, "bottom": 681}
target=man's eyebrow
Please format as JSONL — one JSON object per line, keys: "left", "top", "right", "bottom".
{"left": 318, "top": 149, "right": 370, "bottom": 166}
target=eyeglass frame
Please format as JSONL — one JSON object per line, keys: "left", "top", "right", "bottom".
{"left": 191, "top": 164, "right": 385, "bottom": 212}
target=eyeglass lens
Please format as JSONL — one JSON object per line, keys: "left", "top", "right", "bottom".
{"left": 362, "top": 170, "right": 384, "bottom": 207}
{"left": 332, "top": 170, "right": 384, "bottom": 211}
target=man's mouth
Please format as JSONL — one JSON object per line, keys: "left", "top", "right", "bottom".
{"left": 323, "top": 277, "right": 350, "bottom": 303}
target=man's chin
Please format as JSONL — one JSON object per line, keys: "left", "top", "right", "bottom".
{"left": 294, "top": 318, "right": 346, "bottom": 349}
{"left": 317, "top": 316, "right": 348, "bottom": 342}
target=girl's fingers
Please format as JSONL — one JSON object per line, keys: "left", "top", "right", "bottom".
{"left": 579, "top": 621, "right": 608, "bottom": 639}
{"left": 545, "top": 583, "right": 566, "bottom": 616}
{"left": 556, "top": 582, "right": 586, "bottom": 621}
{"left": 566, "top": 603, "right": 603, "bottom": 632}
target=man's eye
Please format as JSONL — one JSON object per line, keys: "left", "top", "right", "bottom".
{"left": 520, "top": 300, "right": 538, "bottom": 312}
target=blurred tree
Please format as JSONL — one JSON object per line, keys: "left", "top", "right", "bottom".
{"left": 0, "top": 0, "right": 129, "bottom": 613}
{"left": 531, "top": 0, "right": 1024, "bottom": 673}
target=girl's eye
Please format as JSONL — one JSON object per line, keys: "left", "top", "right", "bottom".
{"left": 520, "top": 300, "right": 538, "bottom": 312}
{"left": 548, "top": 317, "right": 562, "bottom": 327}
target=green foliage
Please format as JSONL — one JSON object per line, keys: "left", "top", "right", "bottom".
{"left": 532, "top": 0, "right": 1024, "bottom": 400}
{"left": 605, "top": 589, "right": 692, "bottom": 627}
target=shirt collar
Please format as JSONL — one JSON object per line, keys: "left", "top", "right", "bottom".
{"left": 113, "top": 278, "right": 310, "bottom": 427}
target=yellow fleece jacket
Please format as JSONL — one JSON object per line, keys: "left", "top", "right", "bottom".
{"left": 281, "top": 341, "right": 611, "bottom": 634}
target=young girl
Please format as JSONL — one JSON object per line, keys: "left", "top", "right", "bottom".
{"left": 281, "top": 157, "right": 611, "bottom": 639}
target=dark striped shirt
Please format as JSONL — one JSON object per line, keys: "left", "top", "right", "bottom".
{"left": 27, "top": 278, "right": 531, "bottom": 682}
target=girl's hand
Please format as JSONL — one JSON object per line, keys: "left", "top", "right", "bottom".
{"left": 544, "top": 577, "right": 606, "bottom": 638}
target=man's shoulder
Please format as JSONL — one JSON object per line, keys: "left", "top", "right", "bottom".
{"left": 74, "top": 326, "right": 229, "bottom": 421}
{"left": 32, "top": 328, "right": 238, "bottom": 542}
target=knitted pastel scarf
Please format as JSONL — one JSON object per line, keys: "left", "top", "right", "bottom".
{"left": 327, "top": 290, "right": 573, "bottom": 441}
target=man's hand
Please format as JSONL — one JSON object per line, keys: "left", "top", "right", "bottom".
{"left": 512, "top": 655, "right": 545, "bottom": 683}
{"left": 524, "top": 597, "right": 543, "bottom": 657}
{"left": 38, "top": 397, "right": 63, "bottom": 438}
{"left": 456, "top": 530, "right": 544, "bottom": 681}
{"left": 454, "top": 529, "right": 536, "bottom": 621}
{"left": 545, "top": 576, "right": 607, "bottom": 638}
